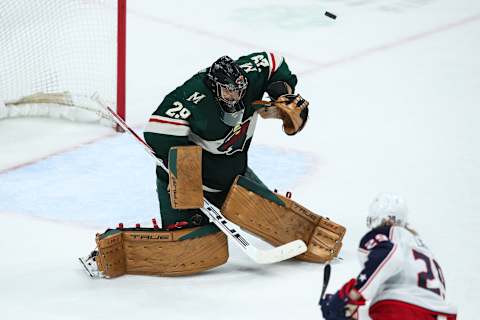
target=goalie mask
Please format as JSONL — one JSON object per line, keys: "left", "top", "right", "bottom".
{"left": 206, "top": 56, "right": 248, "bottom": 126}
{"left": 366, "top": 192, "right": 408, "bottom": 229}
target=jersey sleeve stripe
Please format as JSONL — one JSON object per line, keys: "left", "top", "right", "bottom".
{"left": 149, "top": 115, "right": 189, "bottom": 126}
{"left": 267, "top": 52, "right": 284, "bottom": 79}
{"left": 268, "top": 52, "right": 276, "bottom": 79}
{"left": 145, "top": 118, "right": 190, "bottom": 137}
{"left": 358, "top": 243, "right": 398, "bottom": 293}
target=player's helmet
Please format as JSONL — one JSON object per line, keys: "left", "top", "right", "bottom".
{"left": 366, "top": 192, "right": 408, "bottom": 229}
{"left": 206, "top": 56, "right": 248, "bottom": 126}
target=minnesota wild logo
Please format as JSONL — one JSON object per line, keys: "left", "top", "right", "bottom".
{"left": 217, "top": 119, "right": 251, "bottom": 155}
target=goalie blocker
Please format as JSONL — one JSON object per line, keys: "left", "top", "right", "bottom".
{"left": 222, "top": 176, "right": 346, "bottom": 262}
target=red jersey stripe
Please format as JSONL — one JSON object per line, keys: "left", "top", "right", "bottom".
{"left": 149, "top": 118, "right": 189, "bottom": 127}
{"left": 270, "top": 52, "right": 276, "bottom": 77}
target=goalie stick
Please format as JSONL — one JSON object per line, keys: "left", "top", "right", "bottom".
{"left": 102, "top": 105, "right": 307, "bottom": 264}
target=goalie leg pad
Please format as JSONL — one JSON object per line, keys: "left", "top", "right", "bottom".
{"left": 95, "top": 225, "right": 228, "bottom": 278}
{"left": 168, "top": 145, "right": 203, "bottom": 209}
{"left": 221, "top": 176, "right": 346, "bottom": 263}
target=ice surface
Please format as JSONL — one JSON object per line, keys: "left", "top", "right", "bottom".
{"left": 0, "top": 134, "right": 312, "bottom": 226}
{"left": 1, "top": 0, "right": 479, "bottom": 319}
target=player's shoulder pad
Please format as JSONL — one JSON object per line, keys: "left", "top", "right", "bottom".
{"left": 359, "top": 225, "right": 394, "bottom": 252}
{"left": 236, "top": 51, "right": 285, "bottom": 80}
{"left": 155, "top": 74, "right": 213, "bottom": 121}
{"left": 176, "top": 72, "right": 213, "bottom": 107}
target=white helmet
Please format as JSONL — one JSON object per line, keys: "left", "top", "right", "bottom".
{"left": 367, "top": 192, "right": 408, "bottom": 229}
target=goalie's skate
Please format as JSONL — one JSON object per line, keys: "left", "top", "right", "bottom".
{"left": 78, "top": 250, "right": 104, "bottom": 278}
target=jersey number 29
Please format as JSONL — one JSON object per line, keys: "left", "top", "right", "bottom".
{"left": 166, "top": 102, "right": 191, "bottom": 120}
{"left": 412, "top": 249, "right": 446, "bottom": 298}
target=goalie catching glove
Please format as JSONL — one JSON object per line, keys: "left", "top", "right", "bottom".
{"left": 256, "top": 94, "right": 309, "bottom": 135}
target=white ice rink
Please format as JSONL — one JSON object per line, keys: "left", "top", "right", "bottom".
{"left": 1, "top": 0, "right": 479, "bottom": 319}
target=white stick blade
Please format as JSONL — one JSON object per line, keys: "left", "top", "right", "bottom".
{"left": 249, "top": 240, "right": 307, "bottom": 264}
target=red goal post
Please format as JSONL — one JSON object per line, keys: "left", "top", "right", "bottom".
{"left": 0, "top": 0, "right": 127, "bottom": 125}
{"left": 117, "top": 0, "right": 126, "bottom": 121}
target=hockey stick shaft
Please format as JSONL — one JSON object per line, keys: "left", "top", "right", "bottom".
{"left": 319, "top": 263, "right": 332, "bottom": 304}
{"left": 105, "top": 106, "right": 307, "bottom": 264}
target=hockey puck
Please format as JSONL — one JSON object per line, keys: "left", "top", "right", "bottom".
{"left": 325, "top": 11, "right": 337, "bottom": 20}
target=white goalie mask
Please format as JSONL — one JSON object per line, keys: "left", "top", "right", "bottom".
{"left": 366, "top": 192, "right": 408, "bottom": 229}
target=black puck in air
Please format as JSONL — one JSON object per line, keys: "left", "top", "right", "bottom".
{"left": 325, "top": 11, "right": 337, "bottom": 20}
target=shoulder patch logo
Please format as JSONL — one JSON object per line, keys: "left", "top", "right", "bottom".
{"left": 239, "top": 62, "right": 257, "bottom": 73}
{"left": 251, "top": 54, "right": 269, "bottom": 68}
{"left": 239, "top": 54, "right": 270, "bottom": 73}
{"left": 187, "top": 92, "right": 206, "bottom": 104}
{"left": 217, "top": 119, "right": 251, "bottom": 155}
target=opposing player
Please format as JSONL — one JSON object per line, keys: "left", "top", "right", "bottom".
{"left": 320, "top": 193, "right": 457, "bottom": 320}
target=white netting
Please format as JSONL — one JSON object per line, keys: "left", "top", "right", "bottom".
{"left": 0, "top": 0, "right": 121, "bottom": 123}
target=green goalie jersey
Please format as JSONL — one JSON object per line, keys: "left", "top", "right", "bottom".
{"left": 144, "top": 52, "right": 298, "bottom": 192}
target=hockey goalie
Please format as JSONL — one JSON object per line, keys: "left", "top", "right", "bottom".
{"left": 81, "top": 52, "right": 346, "bottom": 278}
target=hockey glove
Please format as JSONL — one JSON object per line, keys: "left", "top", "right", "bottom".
{"left": 256, "top": 94, "right": 309, "bottom": 135}
{"left": 274, "top": 94, "right": 309, "bottom": 135}
{"left": 320, "top": 279, "right": 365, "bottom": 320}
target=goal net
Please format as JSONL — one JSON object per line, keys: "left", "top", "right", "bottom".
{"left": 0, "top": 0, "right": 126, "bottom": 125}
